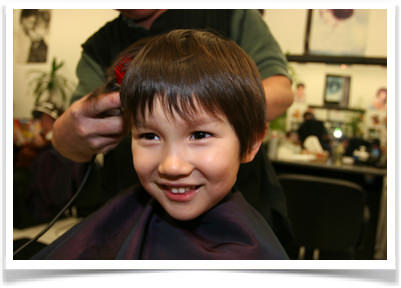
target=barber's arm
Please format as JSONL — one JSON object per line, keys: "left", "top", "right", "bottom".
{"left": 232, "top": 9, "right": 294, "bottom": 121}
{"left": 262, "top": 75, "right": 293, "bottom": 121}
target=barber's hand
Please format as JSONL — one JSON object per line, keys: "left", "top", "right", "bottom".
{"left": 51, "top": 91, "right": 127, "bottom": 163}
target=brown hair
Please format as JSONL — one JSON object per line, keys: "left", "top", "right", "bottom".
{"left": 120, "top": 29, "right": 267, "bottom": 158}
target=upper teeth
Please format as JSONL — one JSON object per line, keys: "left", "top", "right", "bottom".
{"left": 170, "top": 187, "right": 195, "bottom": 194}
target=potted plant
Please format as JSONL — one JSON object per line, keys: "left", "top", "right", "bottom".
{"left": 28, "top": 57, "right": 74, "bottom": 108}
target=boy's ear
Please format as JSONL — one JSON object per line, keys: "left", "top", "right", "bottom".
{"left": 240, "top": 124, "right": 268, "bottom": 164}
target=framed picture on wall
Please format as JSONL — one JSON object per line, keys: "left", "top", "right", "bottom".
{"left": 304, "top": 9, "right": 369, "bottom": 56}
{"left": 323, "top": 74, "right": 351, "bottom": 107}
{"left": 15, "top": 9, "right": 51, "bottom": 64}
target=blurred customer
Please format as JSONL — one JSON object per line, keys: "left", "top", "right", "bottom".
{"left": 297, "top": 111, "right": 331, "bottom": 152}
{"left": 14, "top": 102, "right": 62, "bottom": 168}
{"left": 13, "top": 102, "right": 91, "bottom": 229}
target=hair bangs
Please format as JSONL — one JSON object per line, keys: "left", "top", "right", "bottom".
{"left": 122, "top": 40, "right": 226, "bottom": 125}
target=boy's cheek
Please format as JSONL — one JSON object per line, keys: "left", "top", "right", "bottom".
{"left": 131, "top": 147, "right": 155, "bottom": 174}
{"left": 200, "top": 147, "right": 241, "bottom": 172}
{"left": 132, "top": 152, "right": 152, "bottom": 171}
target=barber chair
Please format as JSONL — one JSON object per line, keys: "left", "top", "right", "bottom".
{"left": 278, "top": 174, "right": 369, "bottom": 260}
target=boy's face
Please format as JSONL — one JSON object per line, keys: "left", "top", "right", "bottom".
{"left": 131, "top": 99, "right": 251, "bottom": 221}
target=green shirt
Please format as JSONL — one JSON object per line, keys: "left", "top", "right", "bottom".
{"left": 70, "top": 9, "right": 289, "bottom": 104}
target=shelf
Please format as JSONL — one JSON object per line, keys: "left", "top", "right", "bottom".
{"left": 286, "top": 54, "right": 387, "bottom": 66}
{"left": 309, "top": 105, "right": 365, "bottom": 114}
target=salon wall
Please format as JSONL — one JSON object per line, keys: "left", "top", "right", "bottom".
{"left": 263, "top": 9, "right": 387, "bottom": 110}
{"left": 13, "top": 9, "right": 119, "bottom": 118}
{"left": 13, "top": 9, "right": 387, "bottom": 118}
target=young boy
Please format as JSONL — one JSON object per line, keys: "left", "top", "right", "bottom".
{"left": 33, "top": 29, "right": 288, "bottom": 260}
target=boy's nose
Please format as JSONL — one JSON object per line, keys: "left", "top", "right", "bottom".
{"left": 158, "top": 148, "right": 193, "bottom": 178}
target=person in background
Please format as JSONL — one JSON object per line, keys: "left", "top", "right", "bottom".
{"left": 50, "top": 10, "right": 294, "bottom": 247}
{"left": 33, "top": 29, "right": 288, "bottom": 260}
{"left": 14, "top": 102, "right": 62, "bottom": 168}
{"left": 31, "top": 102, "right": 61, "bottom": 145}
{"left": 297, "top": 111, "right": 331, "bottom": 152}
{"left": 13, "top": 101, "right": 83, "bottom": 230}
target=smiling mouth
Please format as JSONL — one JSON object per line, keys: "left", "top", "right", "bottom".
{"left": 159, "top": 184, "right": 202, "bottom": 194}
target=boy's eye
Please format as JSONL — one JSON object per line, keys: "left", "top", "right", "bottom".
{"left": 190, "top": 131, "right": 212, "bottom": 140}
{"left": 139, "top": 133, "right": 160, "bottom": 141}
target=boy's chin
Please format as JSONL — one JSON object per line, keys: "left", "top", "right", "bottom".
{"left": 164, "top": 207, "right": 204, "bottom": 222}
{"left": 160, "top": 198, "right": 225, "bottom": 222}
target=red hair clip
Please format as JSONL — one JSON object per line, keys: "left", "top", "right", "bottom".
{"left": 114, "top": 55, "right": 132, "bottom": 85}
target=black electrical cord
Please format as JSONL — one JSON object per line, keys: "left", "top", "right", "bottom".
{"left": 13, "top": 157, "right": 95, "bottom": 258}
{"left": 14, "top": 79, "right": 121, "bottom": 258}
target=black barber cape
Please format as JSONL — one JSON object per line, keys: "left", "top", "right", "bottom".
{"left": 33, "top": 186, "right": 288, "bottom": 260}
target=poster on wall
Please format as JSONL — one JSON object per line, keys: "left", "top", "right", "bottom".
{"left": 305, "top": 9, "right": 370, "bottom": 56}
{"left": 370, "top": 87, "right": 387, "bottom": 111}
{"left": 14, "top": 9, "right": 51, "bottom": 64}
{"left": 323, "top": 74, "right": 351, "bottom": 107}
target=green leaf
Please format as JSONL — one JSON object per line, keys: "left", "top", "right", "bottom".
{"left": 26, "top": 56, "right": 75, "bottom": 107}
